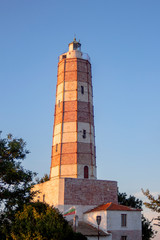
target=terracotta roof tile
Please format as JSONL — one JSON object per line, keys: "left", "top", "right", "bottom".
{"left": 84, "top": 202, "right": 142, "bottom": 214}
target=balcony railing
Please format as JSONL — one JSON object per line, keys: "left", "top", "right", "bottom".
{"left": 58, "top": 51, "right": 91, "bottom": 63}
{"left": 82, "top": 52, "right": 90, "bottom": 62}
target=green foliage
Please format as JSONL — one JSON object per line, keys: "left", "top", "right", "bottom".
{"left": 0, "top": 134, "right": 87, "bottom": 240}
{"left": 11, "top": 202, "right": 87, "bottom": 240}
{"left": 142, "top": 189, "right": 160, "bottom": 213}
{"left": 142, "top": 215, "right": 156, "bottom": 240}
{"left": 142, "top": 189, "right": 160, "bottom": 227}
{"left": 36, "top": 173, "right": 50, "bottom": 184}
{"left": 118, "top": 192, "right": 156, "bottom": 240}
{"left": 0, "top": 134, "right": 37, "bottom": 238}
{"left": 118, "top": 192, "right": 142, "bottom": 209}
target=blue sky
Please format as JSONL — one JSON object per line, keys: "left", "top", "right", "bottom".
{"left": 0, "top": 0, "right": 160, "bottom": 227}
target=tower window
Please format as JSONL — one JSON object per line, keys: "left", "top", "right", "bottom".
{"left": 62, "top": 55, "right": 66, "bottom": 59}
{"left": 73, "top": 43, "right": 76, "bottom": 50}
{"left": 81, "top": 86, "right": 84, "bottom": 94}
{"left": 82, "top": 130, "right": 86, "bottom": 139}
{"left": 84, "top": 166, "right": 89, "bottom": 178}
{"left": 56, "top": 144, "right": 58, "bottom": 152}
{"left": 58, "top": 100, "right": 60, "bottom": 107}
{"left": 121, "top": 214, "right": 127, "bottom": 227}
{"left": 43, "top": 194, "right": 45, "bottom": 202}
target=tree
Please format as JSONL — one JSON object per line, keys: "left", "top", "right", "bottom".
{"left": 142, "top": 189, "right": 160, "bottom": 227}
{"left": 0, "top": 135, "right": 87, "bottom": 240}
{"left": 36, "top": 173, "right": 50, "bottom": 184}
{"left": 142, "top": 215, "right": 156, "bottom": 240}
{"left": 11, "top": 202, "right": 87, "bottom": 240}
{"left": 118, "top": 192, "right": 142, "bottom": 209}
{"left": 0, "top": 134, "right": 37, "bottom": 238}
{"left": 118, "top": 192, "right": 155, "bottom": 240}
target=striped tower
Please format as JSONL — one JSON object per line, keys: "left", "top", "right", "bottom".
{"left": 50, "top": 38, "right": 97, "bottom": 180}
{"left": 33, "top": 39, "right": 118, "bottom": 214}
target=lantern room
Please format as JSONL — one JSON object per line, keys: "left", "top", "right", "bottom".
{"left": 68, "top": 38, "right": 81, "bottom": 51}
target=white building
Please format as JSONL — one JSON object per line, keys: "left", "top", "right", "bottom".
{"left": 82, "top": 202, "right": 141, "bottom": 240}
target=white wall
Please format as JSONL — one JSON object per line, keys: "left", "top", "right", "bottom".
{"left": 84, "top": 210, "right": 141, "bottom": 232}
{"left": 106, "top": 211, "right": 141, "bottom": 231}
{"left": 84, "top": 211, "right": 107, "bottom": 231}
{"left": 63, "top": 204, "right": 97, "bottom": 221}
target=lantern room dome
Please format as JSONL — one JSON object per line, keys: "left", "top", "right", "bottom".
{"left": 68, "top": 38, "right": 81, "bottom": 52}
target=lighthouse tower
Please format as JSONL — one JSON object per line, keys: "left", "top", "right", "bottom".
{"left": 33, "top": 40, "right": 142, "bottom": 239}
{"left": 33, "top": 39, "right": 118, "bottom": 217}
{"left": 50, "top": 38, "right": 96, "bottom": 180}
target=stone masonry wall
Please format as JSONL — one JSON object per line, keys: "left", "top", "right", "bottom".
{"left": 33, "top": 178, "right": 118, "bottom": 209}
{"left": 64, "top": 178, "right": 118, "bottom": 205}
{"left": 33, "top": 178, "right": 62, "bottom": 206}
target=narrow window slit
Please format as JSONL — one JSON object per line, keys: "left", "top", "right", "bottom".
{"left": 84, "top": 166, "right": 89, "bottom": 178}
{"left": 56, "top": 144, "right": 58, "bottom": 152}
{"left": 81, "top": 86, "right": 84, "bottom": 94}
{"left": 82, "top": 130, "right": 86, "bottom": 139}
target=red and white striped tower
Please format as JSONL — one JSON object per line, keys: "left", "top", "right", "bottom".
{"left": 33, "top": 39, "right": 118, "bottom": 214}
{"left": 50, "top": 38, "right": 96, "bottom": 179}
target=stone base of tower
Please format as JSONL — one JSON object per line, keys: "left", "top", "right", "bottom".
{"left": 33, "top": 178, "right": 118, "bottom": 219}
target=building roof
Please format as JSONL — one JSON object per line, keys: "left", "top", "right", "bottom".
{"left": 69, "top": 220, "right": 110, "bottom": 236}
{"left": 84, "top": 202, "right": 142, "bottom": 214}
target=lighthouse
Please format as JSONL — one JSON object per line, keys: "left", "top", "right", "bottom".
{"left": 33, "top": 39, "right": 142, "bottom": 239}
{"left": 34, "top": 39, "right": 118, "bottom": 217}
{"left": 50, "top": 38, "right": 96, "bottom": 180}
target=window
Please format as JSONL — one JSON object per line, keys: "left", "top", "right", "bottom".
{"left": 82, "top": 130, "right": 86, "bottom": 139}
{"left": 84, "top": 166, "right": 89, "bottom": 178}
{"left": 81, "top": 86, "right": 84, "bottom": 94}
{"left": 43, "top": 194, "right": 45, "bottom": 202}
{"left": 121, "top": 214, "right": 127, "bottom": 227}
{"left": 56, "top": 144, "right": 58, "bottom": 152}
{"left": 62, "top": 55, "right": 66, "bottom": 59}
{"left": 121, "top": 236, "right": 127, "bottom": 240}
{"left": 73, "top": 43, "right": 77, "bottom": 50}
{"left": 58, "top": 100, "right": 60, "bottom": 107}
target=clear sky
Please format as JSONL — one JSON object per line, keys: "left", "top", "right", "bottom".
{"left": 0, "top": 0, "right": 160, "bottom": 237}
